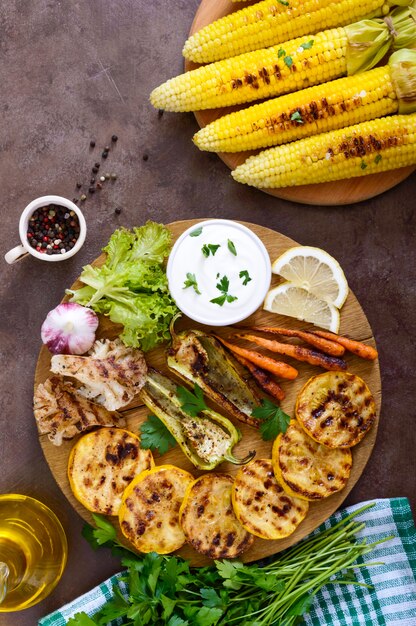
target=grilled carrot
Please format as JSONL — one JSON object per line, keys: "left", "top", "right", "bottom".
{"left": 311, "top": 331, "right": 378, "bottom": 360}
{"left": 214, "top": 336, "right": 298, "bottom": 380}
{"left": 248, "top": 326, "right": 345, "bottom": 357}
{"left": 236, "top": 333, "right": 347, "bottom": 371}
{"left": 233, "top": 353, "right": 286, "bottom": 402}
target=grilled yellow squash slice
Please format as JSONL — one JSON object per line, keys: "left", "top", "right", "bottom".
{"left": 68, "top": 428, "right": 153, "bottom": 515}
{"left": 232, "top": 459, "right": 309, "bottom": 540}
{"left": 272, "top": 420, "right": 352, "bottom": 501}
{"left": 119, "top": 465, "right": 194, "bottom": 554}
{"left": 296, "top": 371, "right": 376, "bottom": 448}
{"left": 179, "top": 474, "right": 254, "bottom": 559}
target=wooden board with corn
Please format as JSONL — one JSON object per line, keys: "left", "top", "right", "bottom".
{"left": 150, "top": 0, "right": 416, "bottom": 196}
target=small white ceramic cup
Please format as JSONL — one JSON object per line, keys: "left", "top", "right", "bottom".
{"left": 5, "top": 195, "right": 87, "bottom": 264}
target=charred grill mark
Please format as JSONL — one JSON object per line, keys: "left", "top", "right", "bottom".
{"left": 259, "top": 67, "right": 271, "bottom": 84}
{"left": 96, "top": 361, "right": 109, "bottom": 379}
{"left": 294, "top": 346, "right": 347, "bottom": 370}
{"left": 105, "top": 441, "right": 138, "bottom": 465}
{"left": 231, "top": 78, "right": 243, "bottom": 90}
{"left": 190, "top": 345, "right": 208, "bottom": 374}
{"left": 226, "top": 532, "right": 236, "bottom": 547}
{"left": 212, "top": 532, "right": 221, "bottom": 546}
{"left": 338, "top": 130, "right": 405, "bottom": 159}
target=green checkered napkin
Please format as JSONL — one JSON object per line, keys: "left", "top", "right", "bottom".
{"left": 39, "top": 498, "right": 416, "bottom": 626}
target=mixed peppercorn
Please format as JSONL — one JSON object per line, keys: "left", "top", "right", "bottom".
{"left": 73, "top": 136, "right": 122, "bottom": 215}
{"left": 27, "top": 205, "right": 80, "bottom": 255}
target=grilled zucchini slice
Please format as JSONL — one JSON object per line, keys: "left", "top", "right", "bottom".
{"left": 232, "top": 459, "right": 309, "bottom": 540}
{"left": 179, "top": 474, "right": 254, "bottom": 559}
{"left": 119, "top": 465, "right": 194, "bottom": 554}
{"left": 296, "top": 371, "right": 376, "bottom": 448}
{"left": 272, "top": 420, "right": 352, "bottom": 501}
{"left": 68, "top": 428, "right": 153, "bottom": 515}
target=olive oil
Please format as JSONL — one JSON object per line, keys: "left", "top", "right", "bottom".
{"left": 0, "top": 494, "right": 67, "bottom": 612}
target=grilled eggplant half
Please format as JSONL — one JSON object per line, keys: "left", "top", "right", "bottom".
{"left": 167, "top": 316, "right": 261, "bottom": 428}
{"left": 141, "top": 368, "right": 255, "bottom": 470}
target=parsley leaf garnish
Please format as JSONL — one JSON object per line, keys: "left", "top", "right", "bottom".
{"left": 177, "top": 383, "right": 208, "bottom": 416}
{"left": 299, "top": 40, "right": 314, "bottom": 51}
{"left": 190, "top": 227, "right": 203, "bottom": 237}
{"left": 67, "top": 614, "right": 97, "bottom": 626}
{"left": 140, "top": 414, "right": 176, "bottom": 455}
{"left": 81, "top": 513, "right": 117, "bottom": 549}
{"left": 202, "top": 243, "right": 220, "bottom": 257}
{"left": 167, "top": 617, "right": 189, "bottom": 626}
{"left": 252, "top": 398, "right": 290, "bottom": 440}
{"left": 210, "top": 274, "right": 238, "bottom": 306}
{"left": 239, "top": 270, "right": 252, "bottom": 286}
{"left": 227, "top": 239, "right": 237, "bottom": 256}
{"left": 183, "top": 272, "right": 201, "bottom": 294}
{"left": 284, "top": 55, "right": 293, "bottom": 68}
{"left": 278, "top": 48, "right": 286, "bottom": 58}
{"left": 216, "top": 275, "right": 230, "bottom": 293}
{"left": 360, "top": 160, "right": 367, "bottom": 170}
{"left": 374, "top": 154, "right": 382, "bottom": 164}
{"left": 290, "top": 111, "right": 303, "bottom": 124}
{"left": 278, "top": 0, "right": 289, "bottom": 5}
{"left": 211, "top": 294, "right": 227, "bottom": 306}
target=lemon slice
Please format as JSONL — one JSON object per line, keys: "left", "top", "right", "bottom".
{"left": 271, "top": 246, "right": 349, "bottom": 308}
{"left": 264, "top": 283, "right": 340, "bottom": 332}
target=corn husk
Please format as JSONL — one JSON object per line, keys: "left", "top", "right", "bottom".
{"left": 390, "top": 49, "right": 416, "bottom": 113}
{"left": 346, "top": 1, "right": 416, "bottom": 75}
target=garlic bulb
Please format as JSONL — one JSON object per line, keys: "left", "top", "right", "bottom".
{"left": 41, "top": 303, "right": 99, "bottom": 355}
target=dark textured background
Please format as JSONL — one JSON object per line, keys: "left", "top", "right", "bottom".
{"left": 0, "top": 1, "right": 415, "bottom": 623}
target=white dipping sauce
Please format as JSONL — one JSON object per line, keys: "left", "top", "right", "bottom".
{"left": 167, "top": 220, "right": 271, "bottom": 326}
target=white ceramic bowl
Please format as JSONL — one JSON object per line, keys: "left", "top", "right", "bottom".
{"left": 5, "top": 195, "right": 87, "bottom": 264}
{"left": 167, "top": 219, "right": 271, "bottom": 326}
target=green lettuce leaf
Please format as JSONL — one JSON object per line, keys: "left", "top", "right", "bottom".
{"left": 67, "top": 222, "right": 178, "bottom": 351}
{"left": 130, "top": 222, "right": 172, "bottom": 263}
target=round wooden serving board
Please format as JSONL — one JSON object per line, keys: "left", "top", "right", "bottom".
{"left": 35, "top": 220, "right": 381, "bottom": 566}
{"left": 185, "top": 0, "right": 415, "bottom": 205}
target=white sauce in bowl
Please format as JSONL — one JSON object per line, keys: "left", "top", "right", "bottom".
{"left": 167, "top": 220, "right": 271, "bottom": 326}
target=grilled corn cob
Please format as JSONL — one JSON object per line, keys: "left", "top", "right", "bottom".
{"left": 153, "top": 29, "right": 347, "bottom": 112}
{"left": 183, "top": 0, "right": 401, "bottom": 63}
{"left": 231, "top": 113, "right": 416, "bottom": 188}
{"left": 151, "top": 4, "right": 416, "bottom": 113}
{"left": 194, "top": 50, "right": 416, "bottom": 152}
